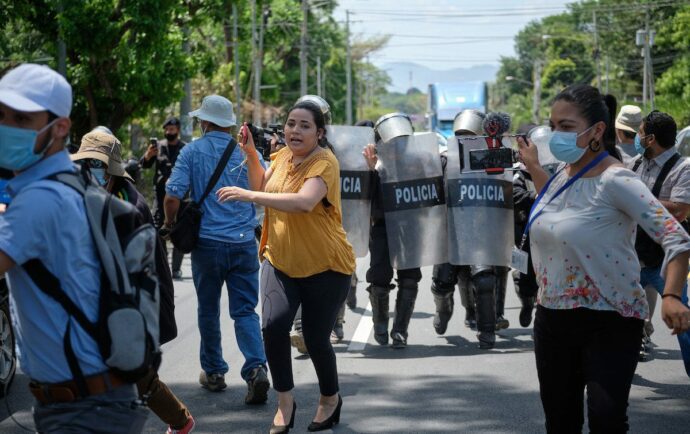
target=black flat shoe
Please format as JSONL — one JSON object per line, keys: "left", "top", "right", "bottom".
{"left": 307, "top": 395, "right": 342, "bottom": 432}
{"left": 270, "top": 401, "right": 296, "bottom": 434}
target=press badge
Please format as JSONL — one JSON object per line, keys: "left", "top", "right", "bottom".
{"left": 511, "top": 247, "right": 529, "bottom": 274}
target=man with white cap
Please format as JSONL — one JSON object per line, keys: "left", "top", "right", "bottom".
{"left": 615, "top": 104, "right": 643, "bottom": 165}
{"left": 0, "top": 64, "right": 147, "bottom": 432}
{"left": 164, "top": 94, "right": 270, "bottom": 404}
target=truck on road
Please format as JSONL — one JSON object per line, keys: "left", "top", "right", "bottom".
{"left": 427, "top": 81, "right": 488, "bottom": 139}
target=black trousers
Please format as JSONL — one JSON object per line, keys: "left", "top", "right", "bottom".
{"left": 366, "top": 220, "right": 421, "bottom": 286}
{"left": 261, "top": 261, "right": 350, "bottom": 395}
{"left": 534, "top": 306, "right": 643, "bottom": 434}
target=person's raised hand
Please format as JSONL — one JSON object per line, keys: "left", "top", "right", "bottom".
{"left": 517, "top": 136, "right": 539, "bottom": 170}
{"left": 362, "top": 143, "right": 378, "bottom": 170}
{"left": 238, "top": 123, "right": 257, "bottom": 155}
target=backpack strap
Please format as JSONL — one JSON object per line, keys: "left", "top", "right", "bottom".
{"left": 22, "top": 259, "right": 97, "bottom": 396}
{"left": 198, "top": 138, "right": 238, "bottom": 206}
{"left": 651, "top": 153, "right": 681, "bottom": 197}
{"left": 632, "top": 156, "right": 643, "bottom": 172}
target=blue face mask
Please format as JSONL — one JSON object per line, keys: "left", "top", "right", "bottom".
{"left": 548, "top": 125, "right": 595, "bottom": 164}
{"left": 634, "top": 134, "right": 649, "bottom": 155}
{"left": 90, "top": 168, "right": 108, "bottom": 186}
{"left": 0, "top": 120, "right": 57, "bottom": 171}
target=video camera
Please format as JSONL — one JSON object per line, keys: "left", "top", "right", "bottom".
{"left": 246, "top": 123, "right": 285, "bottom": 160}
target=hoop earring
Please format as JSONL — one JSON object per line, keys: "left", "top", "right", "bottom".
{"left": 588, "top": 139, "right": 601, "bottom": 152}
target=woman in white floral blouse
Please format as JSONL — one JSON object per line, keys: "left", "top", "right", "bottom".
{"left": 517, "top": 83, "right": 690, "bottom": 434}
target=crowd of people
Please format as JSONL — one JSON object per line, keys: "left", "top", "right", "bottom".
{"left": 0, "top": 62, "right": 689, "bottom": 434}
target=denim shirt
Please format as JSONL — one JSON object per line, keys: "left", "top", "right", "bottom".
{"left": 0, "top": 151, "right": 107, "bottom": 382}
{"left": 166, "top": 131, "right": 262, "bottom": 243}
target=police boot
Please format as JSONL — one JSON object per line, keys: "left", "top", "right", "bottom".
{"left": 473, "top": 272, "right": 497, "bottom": 349}
{"left": 331, "top": 302, "right": 345, "bottom": 344}
{"left": 391, "top": 279, "right": 419, "bottom": 349}
{"left": 368, "top": 285, "right": 390, "bottom": 345}
{"left": 346, "top": 274, "right": 358, "bottom": 309}
{"left": 495, "top": 269, "right": 510, "bottom": 330}
{"left": 459, "top": 284, "right": 477, "bottom": 330}
{"left": 431, "top": 284, "right": 454, "bottom": 335}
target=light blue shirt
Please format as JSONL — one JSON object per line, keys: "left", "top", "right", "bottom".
{"left": 166, "top": 131, "right": 261, "bottom": 243}
{"left": 0, "top": 151, "right": 107, "bottom": 382}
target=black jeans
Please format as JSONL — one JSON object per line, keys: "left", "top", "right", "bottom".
{"left": 261, "top": 261, "right": 350, "bottom": 395}
{"left": 534, "top": 306, "right": 643, "bottom": 434}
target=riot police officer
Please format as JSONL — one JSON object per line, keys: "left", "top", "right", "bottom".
{"left": 431, "top": 109, "right": 513, "bottom": 349}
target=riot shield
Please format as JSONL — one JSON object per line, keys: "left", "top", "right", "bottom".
{"left": 377, "top": 132, "right": 448, "bottom": 269}
{"left": 445, "top": 135, "right": 514, "bottom": 267}
{"left": 328, "top": 125, "right": 375, "bottom": 257}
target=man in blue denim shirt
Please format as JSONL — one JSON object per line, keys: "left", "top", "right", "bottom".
{"left": 164, "top": 94, "right": 270, "bottom": 404}
{"left": 0, "top": 64, "right": 147, "bottom": 432}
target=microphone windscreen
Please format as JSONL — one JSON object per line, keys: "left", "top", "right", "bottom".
{"left": 483, "top": 112, "right": 511, "bottom": 137}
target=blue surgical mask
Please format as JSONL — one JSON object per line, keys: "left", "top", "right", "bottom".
{"left": 0, "top": 120, "right": 57, "bottom": 171}
{"left": 634, "top": 134, "right": 649, "bottom": 155}
{"left": 548, "top": 125, "right": 595, "bottom": 164}
{"left": 90, "top": 168, "right": 108, "bottom": 186}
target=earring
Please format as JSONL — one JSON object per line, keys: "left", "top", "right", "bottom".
{"left": 589, "top": 139, "right": 601, "bottom": 152}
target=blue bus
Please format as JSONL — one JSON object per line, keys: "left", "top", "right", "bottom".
{"left": 427, "top": 81, "right": 488, "bottom": 138}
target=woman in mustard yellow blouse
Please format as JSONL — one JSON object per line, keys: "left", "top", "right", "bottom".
{"left": 217, "top": 101, "right": 355, "bottom": 433}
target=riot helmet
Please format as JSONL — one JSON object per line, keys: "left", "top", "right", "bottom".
{"left": 453, "top": 109, "right": 486, "bottom": 136}
{"left": 374, "top": 112, "right": 413, "bottom": 144}
{"left": 295, "top": 95, "right": 332, "bottom": 125}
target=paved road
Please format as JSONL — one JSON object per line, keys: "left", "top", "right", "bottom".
{"left": 1, "top": 255, "right": 689, "bottom": 433}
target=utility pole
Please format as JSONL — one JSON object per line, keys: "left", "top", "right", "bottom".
{"left": 250, "top": 0, "right": 260, "bottom": 123}
{"left": 300, "top": 0, "right": 308, "bottom": 96}
{"left": 345, "top": 10, "right": 353, "bottom": 125}
{"left": 605, "top": 55, "right": 610, "bottom": 95}
{"left": 637, "top": 7, "right": 655, "bottom": 111}
{"left": 180, "top": 27, "right": 193, "bottom": 142}
{"left": 532, "top": 59, "right": 542, "bottom": 124}
{"left": 317, "top": 56, "right": 322, "bottom": 96}
{"left": 253, "top": 5, "right": 268, "bottom": 124}
{"left": 593, "top": 10, "right": 601, "bottom": 91}
{"left": 233, "top": 3, "right": 241, "bottom": 125}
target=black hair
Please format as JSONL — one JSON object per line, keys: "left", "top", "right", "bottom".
{"left": 355, "top": 119, "right": 375, "bottom": 128}
{"left": 47, "top": 111, "right": 58, "bottom": 122}
{"left": 286, "top": 101, "right": 334, "bottom": 152}
{"left": 553, "top": 84, "right": 621, "bottom": 161}
{"left": 643, "top": 110, "right": 677, "bottom": 149}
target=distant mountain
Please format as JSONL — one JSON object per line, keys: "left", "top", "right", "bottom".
{"left": 382, "top": 62, "right": 499, "bottom": 94}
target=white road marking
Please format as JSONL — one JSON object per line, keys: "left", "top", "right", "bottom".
{"left": 347, "top": 301, "right": 373, "bottom": 351}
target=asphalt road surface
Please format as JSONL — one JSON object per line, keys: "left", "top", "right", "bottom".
{"left": 1, "top": 255, "right": 689, "bottom": 433}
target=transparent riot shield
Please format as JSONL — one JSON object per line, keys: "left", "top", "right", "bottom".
{"left": 328, "top": 125, "right": 375, "bottom": 258}
{"left": 445, "top": 135, "right": 514, "bottom": 267}
{"left": 377, "top": 132, "right": 448, "bottom": 269}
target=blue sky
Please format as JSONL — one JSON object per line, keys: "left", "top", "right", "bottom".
{"left": 333, "top": 0, "right": 573, "bottom": 70}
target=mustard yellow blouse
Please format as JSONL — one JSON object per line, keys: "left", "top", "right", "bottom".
{"left": 259, "top": 146, "right": 356, "bottom": 278}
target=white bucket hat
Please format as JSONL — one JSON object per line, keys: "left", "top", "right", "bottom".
{"left": 189, "top": 95, "right": 236, "bottom": 128}
{"left": 615, "top": 105, "right": 642, "bottom": 133}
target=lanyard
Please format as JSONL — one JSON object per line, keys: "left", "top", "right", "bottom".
{"left": 519, "top": 151, "right": 608, "bottom": 249}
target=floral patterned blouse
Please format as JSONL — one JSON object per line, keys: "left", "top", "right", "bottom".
{"left": 530, "top": 166, "right": 690, "bottom": 319}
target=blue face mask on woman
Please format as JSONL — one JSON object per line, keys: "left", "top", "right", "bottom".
{"left": 548, "top": 125, "right": 595, "bottom": 164}
{"left": 0, "top": 120, "right": 57, "bottom": 171}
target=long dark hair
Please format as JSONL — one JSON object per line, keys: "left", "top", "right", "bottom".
{"left": 553, "top": 84, "right": 621, "bottom": 161}
{"left": 286, "top": 101, "right": 334, "bottom": 152}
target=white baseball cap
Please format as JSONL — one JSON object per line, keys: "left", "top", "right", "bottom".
{"left": 0, "top": 63, "right": 72, "bottom": 117}
{"left": 189, "top": 95, "right": 236, "bottom": 128}
{"left": 615, "top": 105, "right": 642, "bottom": 133}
